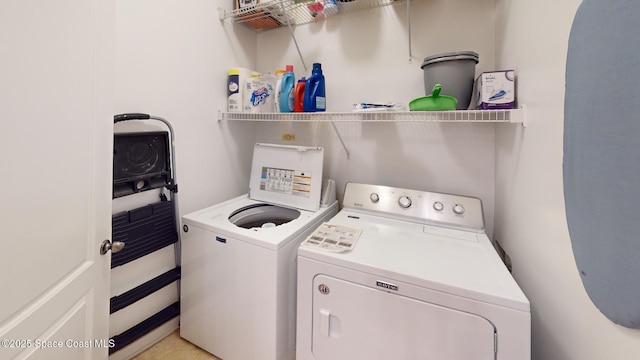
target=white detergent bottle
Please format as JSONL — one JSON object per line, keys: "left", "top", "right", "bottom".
{"left": 273, "top": 69, "right": 285, "bottom": 112}
{"left": 324, "top": 0, "right": 338, "bottom": 16}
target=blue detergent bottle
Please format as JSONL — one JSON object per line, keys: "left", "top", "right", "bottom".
{"left": 279, "top": 65, "right": 295, "bottom": 112}
{"left": 303, "top": 63, "right": 326, "bottom": 112}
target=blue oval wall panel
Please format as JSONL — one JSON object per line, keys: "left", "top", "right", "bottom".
{"left": 564, "top": 0, "right": 640, "bottom": 328}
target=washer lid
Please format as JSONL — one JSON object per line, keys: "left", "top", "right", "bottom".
{"left": 249, "top": 143, "right": 324, "bottom": 211}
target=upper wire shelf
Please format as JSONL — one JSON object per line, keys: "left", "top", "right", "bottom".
{"left": 218, "top": 109, "right": 526, "bottom": 125}
{"left": 219, "top": 0, "right": 403, "bottom": 31}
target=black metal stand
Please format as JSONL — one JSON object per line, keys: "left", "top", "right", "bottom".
{"left": 109, "top": 114, "right": 181, "bottom": 355}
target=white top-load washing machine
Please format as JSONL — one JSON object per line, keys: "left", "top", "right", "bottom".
{"left": 180, "top": 143, "right": 338, "bottom": 360}
{"left": 297, "top": 183, "right": 530, "bottom": 360}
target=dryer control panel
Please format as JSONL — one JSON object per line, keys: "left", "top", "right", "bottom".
{"left": 342, "top": 183, "right": 485, "bottom": 232}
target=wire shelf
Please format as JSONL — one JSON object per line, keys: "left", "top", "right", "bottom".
{"left": 218, "top": 109, "right": 524, "bottom": 124}
{"left": 219, "top": 0, "right": 402, "bottom": 30}
{"left": 219, "top": 108, "right": 525, "bottom": 158}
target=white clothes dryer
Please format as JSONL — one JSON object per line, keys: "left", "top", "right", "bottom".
{"left": 297, "top": 183, "right": 530, "bottom": 360}
{"left": 180, "top": 143, "right": 338, "bottom": 360}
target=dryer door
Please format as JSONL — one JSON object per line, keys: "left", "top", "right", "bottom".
{"left": 312, "top": 275, "right": 496, "bottom": 360}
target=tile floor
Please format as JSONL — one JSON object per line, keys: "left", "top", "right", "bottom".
{"left": 132, "top": 330, "right": 219, "bottom": 360}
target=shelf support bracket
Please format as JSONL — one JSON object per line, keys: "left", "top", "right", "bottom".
{"left": 281, "top": 2, "right": 308, "bottom": 72}
{"left": 513, "top": 104, "right": 527, "bottom": 128}
{"left": 329, "top": 121, "right": 350, "bottom": 159}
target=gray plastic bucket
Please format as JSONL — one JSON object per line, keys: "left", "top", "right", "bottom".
{"left": 421, "top": 51, "right": 479, "bottom": 110}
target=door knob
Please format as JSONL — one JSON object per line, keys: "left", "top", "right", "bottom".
{"left": 100, "top": 239, "right": 125, "bottom": 255}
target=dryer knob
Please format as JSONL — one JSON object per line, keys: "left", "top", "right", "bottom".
{"left": 398, "top": 196, "right": 412, "bottom": 208}
{"left": 453, "top": 204, "right": 465, "bottom": 215}
{"left": 370, "top": 193, "right": 380, "bottom": 203}
{"left": 433, "top": 201, "right": 444, "bottom": 212}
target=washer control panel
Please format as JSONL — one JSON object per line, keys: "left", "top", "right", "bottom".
{"left": 343, "top": 183, "right": 484, "bottom": 232}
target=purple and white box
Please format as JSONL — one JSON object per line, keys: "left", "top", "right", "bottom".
{"left": 474, "top": 70, "right": 515, "bottom": 110}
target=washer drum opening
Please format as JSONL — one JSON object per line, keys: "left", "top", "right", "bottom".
{"left": 229, "top": 204, "right": 301, "bottom": 229}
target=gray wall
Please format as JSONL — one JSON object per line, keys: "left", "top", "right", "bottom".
{"left": 255, "top": 0, "right": 500, "bottom": 238}
{"left": 112, "top": 0, "right": 640, "bottom": 358}
{"left": 111, "top": 1, "right": 258, "bottom": 357}
{"left": 495, "top": 0, "right": 640, "bottom": 359}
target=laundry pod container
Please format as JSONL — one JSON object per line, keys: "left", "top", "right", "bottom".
{"left": 421, "top": 51, "right": 479, "bottom": 110}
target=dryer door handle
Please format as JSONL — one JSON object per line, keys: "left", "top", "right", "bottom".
{"left": 319, "top": 308, "right": 341, "bottom": 338}
{"left": 320, "top": 309, "right": 331, "bottom": 337}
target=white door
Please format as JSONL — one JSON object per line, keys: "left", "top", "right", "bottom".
{"left": 0, "top": 1, "right": 114, "bottom": 359}
{"left": 312, "top": 275, "right": 496, "bottom": 360}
